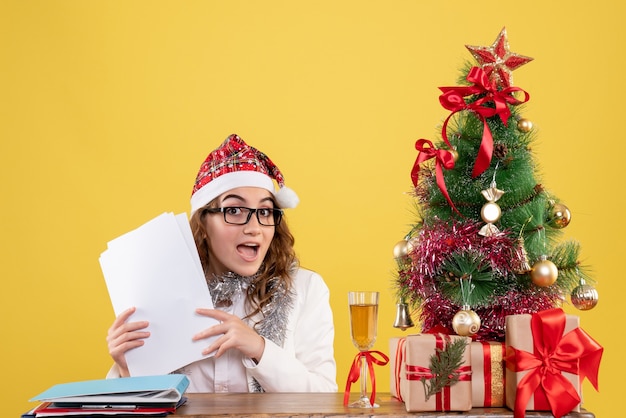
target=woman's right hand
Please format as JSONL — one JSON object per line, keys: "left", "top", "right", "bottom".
{"left": 106, "top": 307, "right": 150, "bottom": 377}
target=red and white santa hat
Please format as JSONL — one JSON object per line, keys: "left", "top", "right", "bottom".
{"left": 190, "top": 134, "right": 299, "bottom": 215}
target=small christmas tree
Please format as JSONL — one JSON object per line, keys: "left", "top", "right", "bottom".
{"left": 394, "top": 28, "right": 599, "bottom": 341}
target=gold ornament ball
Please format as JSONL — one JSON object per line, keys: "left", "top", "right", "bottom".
{"left": 571, "top": 284, "right": 599, "bottom": 310}
{"left": 548, "top": 203, "right": 571, "bottom": 229}
{"left": 451, "top": 309, "right": 481, "bottom": 337}
{"left": 393, "top": 239, "right": 413, "bottom": 259}
{"left": 449, "top": 148, "right": 459, "bottom": 162}
{"left": 530, "top": 259, "right": 558, "bottom": 287}
{"left": 481, "top": 202, "right": 502, "bottom": 224}
{"left": 517, "top": 118, "right": 533, "bottom": 133}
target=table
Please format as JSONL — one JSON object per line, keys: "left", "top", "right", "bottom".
{"left": 173, "top": 393, "right": 595, "bottom": 417}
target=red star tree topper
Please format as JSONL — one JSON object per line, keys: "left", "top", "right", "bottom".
{"left": 465, "top": 27, "right": 533, "bottom": 88}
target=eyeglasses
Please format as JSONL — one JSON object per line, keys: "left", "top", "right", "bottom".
{"left": 204, "top": 207, "right": 283, "bottom": 226}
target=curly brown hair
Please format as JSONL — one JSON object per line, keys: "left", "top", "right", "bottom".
{"left": 189, "top": 197, "right": 298, "bottom": 320}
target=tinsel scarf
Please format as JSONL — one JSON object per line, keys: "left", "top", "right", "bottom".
{"left": 206, "top": 270, "right": 295, "bottom": 391}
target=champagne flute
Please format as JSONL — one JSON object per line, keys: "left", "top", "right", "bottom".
{"left": 348, "top": 291, "right": 379, "bottom": 408}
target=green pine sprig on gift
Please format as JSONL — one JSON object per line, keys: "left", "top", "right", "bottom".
{"left": 421, "top": 338, "right": 468, "bottom": 401}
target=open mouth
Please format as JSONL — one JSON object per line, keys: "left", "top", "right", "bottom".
{"left": 237, "top": 243, "right": 259, "bottom": 260}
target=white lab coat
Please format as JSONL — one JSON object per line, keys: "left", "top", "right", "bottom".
{"left": 108, "top": 268, "right": 337, "bottom": 393}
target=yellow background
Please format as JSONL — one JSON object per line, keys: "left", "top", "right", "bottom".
{"left": 1, "top": 1, "right": 623, "bottom": 416}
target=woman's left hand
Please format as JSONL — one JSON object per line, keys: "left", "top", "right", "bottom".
{"left": 193, "top": 308, "right": 265, "bottom": 363}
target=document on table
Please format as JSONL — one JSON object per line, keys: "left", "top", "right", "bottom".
{"left": 99, "top": 212, "right": 218, "bottom": 376}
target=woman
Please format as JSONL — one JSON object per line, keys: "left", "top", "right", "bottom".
{"left": 106, "top": 134, "right": 337, "bottom": 393}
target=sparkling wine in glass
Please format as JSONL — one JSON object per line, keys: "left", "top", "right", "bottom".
{"left": 348, "top": 291, "right": 379, "bottom": 408}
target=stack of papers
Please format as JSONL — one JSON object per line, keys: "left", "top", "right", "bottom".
{"left": 25, "top": 375, "right": 189, "bottom": 417}
{"left": 99, "top": 212, "right": 218, "bottom": 376}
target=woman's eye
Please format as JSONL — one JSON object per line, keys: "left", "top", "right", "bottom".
{"left": 258, "top": 208, "right": 271, "bottom": 217}
{"left": 226, "top": 207, "right": 242, "bottom": 215}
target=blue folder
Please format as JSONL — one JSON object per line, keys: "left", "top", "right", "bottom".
{"left": 30, "top": 374, "right": 189, "bottom": 405}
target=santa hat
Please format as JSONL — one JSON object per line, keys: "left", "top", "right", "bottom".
{"left": 190, "top": 134, "right": 299, "bottom": 215}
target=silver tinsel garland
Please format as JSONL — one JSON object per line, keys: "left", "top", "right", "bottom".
{"left": 206, "top": 270, "right": 295, "bottom": 391}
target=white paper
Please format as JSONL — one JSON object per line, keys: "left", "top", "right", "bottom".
{"left": 99, "top": 212, "right": 218, "bottom": 376}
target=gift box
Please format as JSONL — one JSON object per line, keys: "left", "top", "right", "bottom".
{"left": 505, "top": 308, "right": 603, "bottom": 418}
{"left": 470, "top": 341, "right": 505, "bottom": 407}
{"left": 391, "top": 334, "right": 472, "bottom": 412}
{"left": 389, "top": 337, "right": 403, "bottom": 399}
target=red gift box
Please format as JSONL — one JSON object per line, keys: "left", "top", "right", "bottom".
{"left": 470, "top": 341, "right": 505, "bottom": 407}
{"left": 390, "top": 334, "right": 472, "bottom": 412}
{"left": 504, "top": 308, "right": 603, "bottom": 418}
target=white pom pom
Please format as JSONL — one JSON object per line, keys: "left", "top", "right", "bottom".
{"left": 275, "top": 186, "right": 299, "bottom": 209}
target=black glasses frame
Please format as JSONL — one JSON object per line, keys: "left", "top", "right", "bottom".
{"left": 204, "top": 206, "right": 283, "bottom": 226}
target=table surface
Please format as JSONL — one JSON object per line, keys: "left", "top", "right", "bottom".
{"left": 173, "top": 392, "right": 595, "bottom": 417}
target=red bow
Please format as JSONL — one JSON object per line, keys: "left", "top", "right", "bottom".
{"left": 439, "top": 66, "right": 529, "bottom": 178}
{"left": 343, "top": 350, "right": 389, "bottom": 407}
{"left": 505, "top": 308, "right": 603, "bottom": 418}
{"left": 410, "top": 139, "right": 458, "bottom": 215}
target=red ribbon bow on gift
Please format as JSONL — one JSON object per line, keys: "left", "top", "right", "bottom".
{"left": 439, "top": 66, "right": 530, "bottom": 178}
{"left": 505, "top": 308, "right": 603, "bottom": 418}
{"left": 343, "top": 350, "right": 389, "bottom": 407}
{"left": 410, "top": 138, "right": 459, "bottom": 215}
